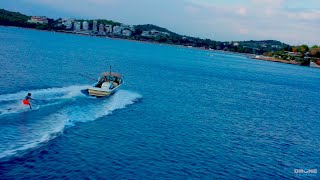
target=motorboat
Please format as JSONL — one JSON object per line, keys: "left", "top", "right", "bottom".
{"left": 88, "top": 71, "right": 123, "bottom": 97}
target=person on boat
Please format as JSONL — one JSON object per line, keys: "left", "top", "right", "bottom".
{"left": 103, "top": 76, "right": 108, "bottom": 82}
{"left": 22, "top": 93, "right": 33, "bottom": 109}
{"left": 114, "top": 78, "right": 119, "bottom": 85}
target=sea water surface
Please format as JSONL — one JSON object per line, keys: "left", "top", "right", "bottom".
{"left": 0, "top": 27, "right": 319, "bottom": 179}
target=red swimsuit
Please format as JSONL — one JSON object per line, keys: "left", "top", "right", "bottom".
{"left": 22, "top": 99, "right": 30, "bottom": 105}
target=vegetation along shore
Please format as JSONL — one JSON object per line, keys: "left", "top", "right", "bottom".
{"left": 1, "top": 9, "right": 319, "bottom": 68}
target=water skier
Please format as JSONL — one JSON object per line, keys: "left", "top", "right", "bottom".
{"left": 22, "top": 93, "right": 34, "bottom": 109}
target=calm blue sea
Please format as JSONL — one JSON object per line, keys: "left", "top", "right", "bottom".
{"left": 0, "top": 26, "right": 319, "bottom": 179}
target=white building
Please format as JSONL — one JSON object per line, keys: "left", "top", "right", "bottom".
{"left": 105, "top": 24, "right": 113, "bottom": 33}
{"left": 60, "top": 18, "right": 74, "bottom": 29}
{"left": 92, "top": 20, "right": 98, "bottom": 32}
{"left": 73, "top": 21, "right": 81, "bottom": 31}
{"left": 122, "top": 29, "right": 132, "bottom": 36}
{"left": 98, "top": 24, "right": 105, "bottom": 34}
{"left": 64, "top": 20, "right": 73, "bottom": 29}
{"left": 141, "top": 29, "right": 170, "bottom": 38}
{"left": 82, "top": 21, "right": 89, "bottom": 31}
{"left": 27, "top": 16, "right": 49, "bottom": 24}
{"left": 141, "top": 31, "right": 150, "bottom": 37}
{"left": 113, "top": 26, "right": 122, "bottom": 35}
{"left": 129, "top": 25, "right": 135, "bottom": 32}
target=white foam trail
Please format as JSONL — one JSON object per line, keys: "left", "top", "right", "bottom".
{"left": 62, "top": 90, "right": 142, "bottom": 124}
{"left": 0, "top": 85, "right": 89, "bottom": 116}
{"left": 0, "top": 85, "right": 89, "bottom": 102}
{"left": 0, "top": 90, "right": 141, "bottom": 160}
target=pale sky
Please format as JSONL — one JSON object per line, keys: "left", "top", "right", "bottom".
{"left": 2, "top": 0, "right": 320, "bottom": 45}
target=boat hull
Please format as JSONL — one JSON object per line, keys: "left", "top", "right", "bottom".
{"left": 88, "top": 88, "right": 114, "bottom": 97}
{"left": 88, "top": 83, "right": 122, "bottom": 97}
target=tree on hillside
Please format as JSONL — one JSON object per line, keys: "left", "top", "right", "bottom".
{"left": 310, "top": 48, "right": 320, "bottom": 57}
{"left": 283, "top": 45, "right": 292, "bottom": 51}
{"left": 311, "top": 45, "right": 319, "bottom": 49}
{"left": 299, "top": 44, "right": 309, "bottom": 54}
{"left": 291, "top": 46, "right": 298, "bottom": 52}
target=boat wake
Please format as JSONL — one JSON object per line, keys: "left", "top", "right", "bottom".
{"left": 0, "top": 85, "right": 90, "bottom": 115}
{"left": 0, "top": 86, "right": 141, "bottom": 161}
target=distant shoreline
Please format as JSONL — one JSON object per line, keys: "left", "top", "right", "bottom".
{"left": 2, "top": 25, "right": 319, "bottom": 69}
{"left": 253, "top": 56, "right": 298, "bottom": 65}
{"left": 252, "top": 56, "right": 320, "bottom": 68}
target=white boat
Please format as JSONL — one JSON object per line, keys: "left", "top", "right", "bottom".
{"left": 88, "top": 72, "right": 124, "bottom": 97}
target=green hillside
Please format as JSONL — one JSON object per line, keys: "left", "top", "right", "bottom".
{"left": 0, "top": 9, "right": 30, "bottom": 27}
{"left": 0, "top": 9, "right": 291, "bottom": 55}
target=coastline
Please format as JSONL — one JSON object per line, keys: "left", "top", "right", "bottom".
{"left": 253, "top": 56, "right": 320, "bottom": 68}
{"left": 1, "top": 25, "right": 320, "bottom": 69}
{"left": 253, "top": 56, "right": 299, "bottom": 65}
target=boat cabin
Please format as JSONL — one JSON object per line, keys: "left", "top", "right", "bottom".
{"left": 95, "top": 72, "right": 123, "bottom": 89}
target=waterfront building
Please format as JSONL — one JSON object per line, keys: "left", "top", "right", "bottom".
{"left": 64, "top": 20, "right": 73, "bottom": 29}
{"left": 92, "top": 20, "right": 98, "bottom": 32}
{"left": 141, "top": 31, "right": 150, "bottom": 37}
{"left": 141, "top": 29, "right": 170, "bottom": 38}
{"left": 74, "top": 21, "right": 81, "bottom": 31}
{"left": 105, "top": 24, "right": 113, "bottom": 34}
{"left": 129, "top": 25, "right": 135, "bottom": 32}
{"left": 98, "top": 24, "right": 105, "bottom": 35}
{"left": 122, "top": 29, "right": 132, "bottom": 37}
{"left": 27, "top": 16, "right": 49, "bottom": 24}
{"left": 82, "top": 21, "right": 89, "bottom": 31}
{"left": 113, "top": 26, "right": 122, "bottom": 35}
{"left": 60, "top": 18, "right": 74, "bottom": 29}
{"left": 99, "top": 24, "right": 104, "bottom": 32}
